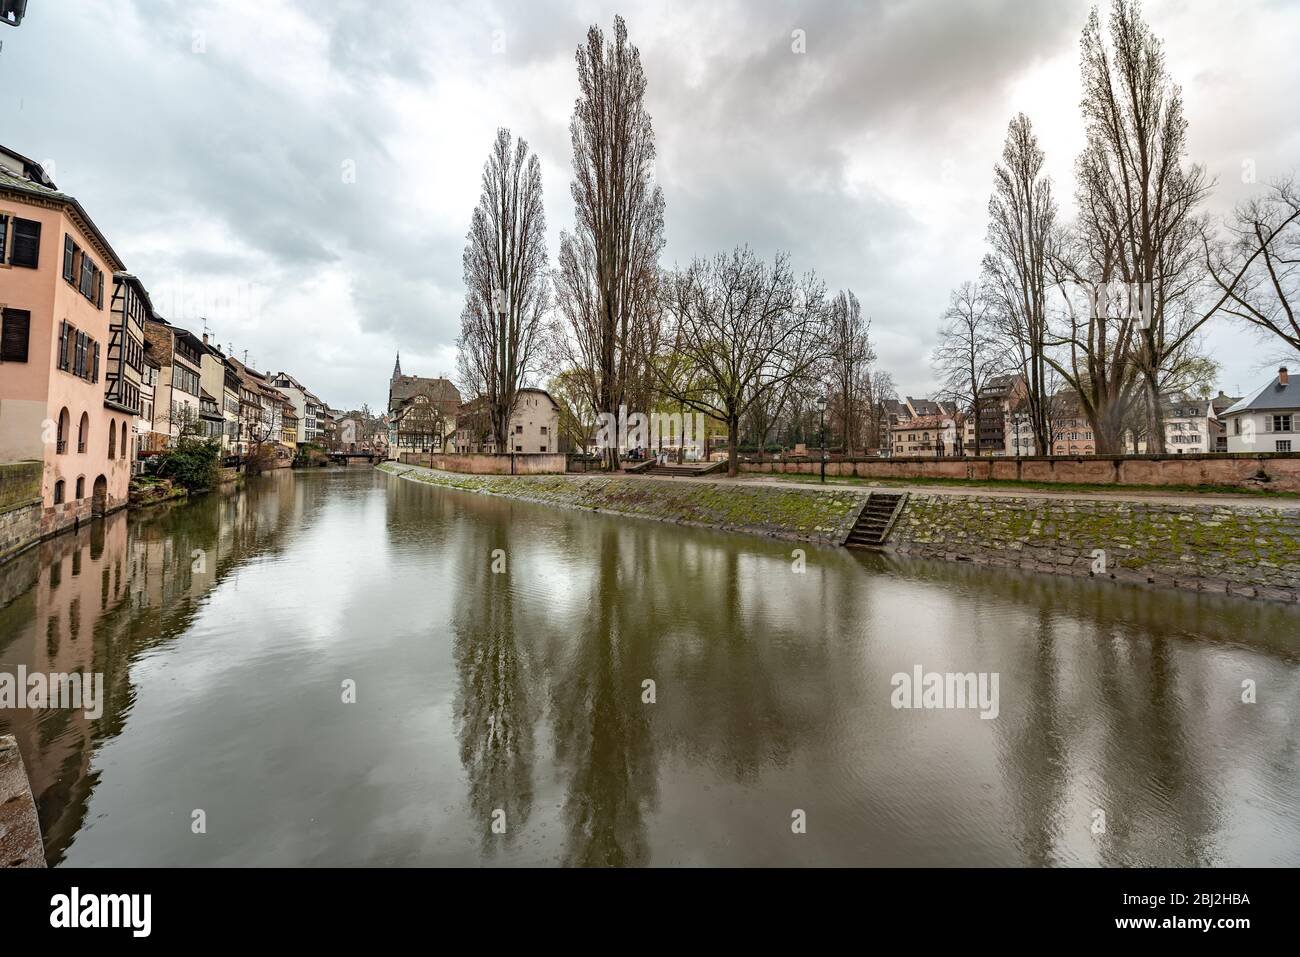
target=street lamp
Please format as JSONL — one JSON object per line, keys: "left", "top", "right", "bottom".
{"left": 1, "top": 1, "right": 28, "bottom": 28}
{"left": 815, "top": 394, "right": 827, "bottom": 483}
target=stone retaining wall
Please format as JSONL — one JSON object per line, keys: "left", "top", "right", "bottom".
{"left": 380, "top": 463, "right": 1299, "bottom": 602}
{"left": 0, "top": 462, "right": 43, "bottom": 564}
{"left": 0, "top": 735, "right": 45, "bottom": 867}
{"left": 742, "top": 452, "right": 1300, "bottom": 493}
{"left": 380, "top": 462, "right": 863, "bottom": 543}
{"left": 890, "top": 493, "right": 1300, "bottom": 602}
{"left": 0, "top": 500, "right": 41, "bottom": 564}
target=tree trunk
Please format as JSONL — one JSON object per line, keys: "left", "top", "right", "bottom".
{"left": 727, "top": 417, "right": 739, "bottom": 477}
{"left": 1143, "top": 373, "right": 1166, "bottom": 454}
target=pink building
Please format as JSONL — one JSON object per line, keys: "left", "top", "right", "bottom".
{"left": 0, "top": 146, "right": 135, "bottom": 536}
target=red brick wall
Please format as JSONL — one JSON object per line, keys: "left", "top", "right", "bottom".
{"left": 741, "top": 454, "right": 1300, "bottom": 492}
{"left": 398, "top": 452, "right": 566, "bottom": 474}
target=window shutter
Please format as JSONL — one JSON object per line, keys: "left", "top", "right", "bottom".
{"left": 93, "top": 342, "right": 100, "bottom": 382}
{"left": 11, "top": 218, "right": 40, "bottom": 268}
{"left": 0, "top": 214, "right": 8, "bottom": 263}
{"left": 95, "top": 270, "right": 104, "bottom": 307}
{"left": 63, "top": 235, "right": 75, "bottom": 280}
{"left": 1, "top": 309, "right": 31, "bottom": 362}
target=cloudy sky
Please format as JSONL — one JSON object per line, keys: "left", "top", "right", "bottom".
{"left": 3, "top": 0, "right": 1297, "bottom": 410}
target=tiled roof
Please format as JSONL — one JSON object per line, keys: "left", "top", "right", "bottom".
{"left": 0, "top": 164, "right": 126, "bottom": 271}
{"left": 892, "top": 414, "right": 950, "bottom": 430}
{"left": 1223, "top": 372, "right": 1298, "bottom": 415}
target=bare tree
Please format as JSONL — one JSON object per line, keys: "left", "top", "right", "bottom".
{"left": 827, "top": 290, "right": 875, "bottom": 455}
{"left": 932, "top": 282, "right": 1004, "bottom": 456}
{"left": 1070, "top": 0, "right": 1226, "bottom": 452}
{"left": 982, "top": 113, "right": 1056, "bottom": 453}
{"left": 547, "top": 368, "right": 596, "bottom": 454}
{"left": 553, "top": 16, "right": 666, "bottom": 469}
{"left": 458, "top": 128, "right": 550, "bottom": 452}
{"left": 656, "top": 247, "right": 829, "bottom": 477}
{"left": 860, "top": 368, "right": 896, "bottom": 453}
{"left": 744, "top": 373, "right": 798, "bottom": 462}
{"left": 1207, "top": 178, "right": 1300, "bottom": 357}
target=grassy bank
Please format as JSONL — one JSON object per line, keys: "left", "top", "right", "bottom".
{"left": 379, "top": 461, "right": 864, "bottom": 543}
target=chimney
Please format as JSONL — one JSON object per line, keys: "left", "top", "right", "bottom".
{"left": 202, "top": 333, "right": 209, "bottom": 345}
{"left": 1282, "top": 366, "right": 1290, "bottom": 386}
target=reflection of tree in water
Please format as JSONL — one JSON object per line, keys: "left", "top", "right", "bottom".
{"left": 989, "top": 587, "right": 1221, "bottom": 865}
{"left": 549, "top": 525, "right": 658, "bottom": 867}
{"left": 452, "top": 523, "right": 535, "bottom": 854}
{"left": 1001, "top": 606, "right": 1070, "bottom": 865}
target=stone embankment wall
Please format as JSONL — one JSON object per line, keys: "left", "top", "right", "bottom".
{"left": 380, "top": 463, "right": 1299, "bottom": 602}
{"left": 0, "top": 462, "right": 43, "bottom": 564}
{"left": 0, "top": 735, "right": 45, "bottom": 867}
{"left": 742, "top": 452, "right": 1300, "bottom": 493}
{"left": 379, "top": 462, "right": 862, "bottom": 543}
{"left": 890, "top": 493, "right": 1300, "bottom": 602}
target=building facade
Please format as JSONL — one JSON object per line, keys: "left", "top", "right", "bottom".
{"left": 0, "top": 146, "right": 133, "bottom": 533}
{"left": 1223, "top": 367, "right": 1299, "bottom": 453}
{"left": 141, "top": 317, "right": 205, "bottom": 446}
{"left": 889, "top": 413, "right": 961, "bottom": 457}
{"left": 387, "top": 354, "right": 461, "bottom": 457}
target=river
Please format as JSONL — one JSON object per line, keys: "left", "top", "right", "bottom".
{"left": 1, "top": 467, "right": 1297, "bottom": 866}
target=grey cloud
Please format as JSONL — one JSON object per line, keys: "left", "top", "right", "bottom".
{"left": 3, "top": 0, "right": 1295, "bottom": 409}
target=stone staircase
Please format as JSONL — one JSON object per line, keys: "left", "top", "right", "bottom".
{"left": 843, "top": 492, "right": 907, "bottom": 549}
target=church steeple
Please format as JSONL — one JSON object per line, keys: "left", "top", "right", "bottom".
{"left": 392, "top": 352, "right": 402, "bottom": 382}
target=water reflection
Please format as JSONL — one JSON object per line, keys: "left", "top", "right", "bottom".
{"left": 451, "top": 512, "right": 536, "bottom": 854}
{"left": 0, "top": 471, "right": 304, "bottom": 864}
{"left": 0, "top": 468, "right": 1297, "bottom": 866}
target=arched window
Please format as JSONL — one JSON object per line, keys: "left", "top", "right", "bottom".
{"left": 121, "top": 421, "right": 128, "bottom": 458}
{"left": 53, "top": 479, "right": 66, "bottom": 504}
{"left": 108, "top": 419, "right": 117, "bottom": 459}
{"left": 76, "top": 476, "right": 85, "bottom": 499}
{"left": 78, "top": 412, "right": 89, "bottom": 453}
{"left": 57, "top": 408, "right": 70, "bottom": 454}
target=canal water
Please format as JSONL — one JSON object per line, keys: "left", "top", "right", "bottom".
{"left": 1, "top": 468, "right": 1297, "bottom": 866}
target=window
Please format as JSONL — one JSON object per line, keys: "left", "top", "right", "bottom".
{"left": 514, "top": 424, "right": 523, "bottom": 434}
{"left": 121, "top": 422, "right": 127, "bottom": 458}
{"left": 63, "top": 235, "right": 76, "bottom": 281}
{"left": 1272, "top": 415, "right": 1293, "bottom": 433}
{"left": 1, "top": 308, "right": 30, "bottom": 362}
{"left": 56, "top": 408, "right": 69, "bottom": 454}
{"left": 76, "top": 476, "right": 85, "bottom": 499}
{"left": 515, "top": 445, "right": 523, "bottom": 452}
{"left": 108, "top": 421, "right": 117, "bottom": 459}
{"left": 77, "top": 251, "right": 103, "bottom": 306}
{"left": 174, "top": 364, "right": 200, "bottom": 396}
{"left": 1278, "top": 441, "right": 1293, "bottom": 453}
{"left": 53, "top": 480, "right": 65, "bottom": 505}
{"left": 78, "top": 412, "right": 89, "bottom": 453}
{"left": 0, "top": 213, "right": 7, "bottom": 262}
{"left": 9, "top": 218, "right": 40, "bottom": 268}
{"left": 1233, "top": 419, "right": 1241, "bottom": 435}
